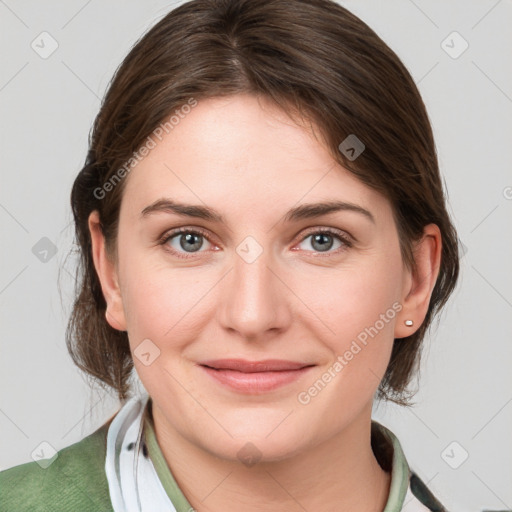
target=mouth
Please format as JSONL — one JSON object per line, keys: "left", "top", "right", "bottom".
{"left": 198, "top": 358, "right": 314, "bottom": 372}
{"left": 197, "top": 359, "right": 316, "bottom": 393}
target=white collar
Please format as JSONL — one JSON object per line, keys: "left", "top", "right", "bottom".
{"left": 104, "top": 394, "right": 177, "bottom": 512}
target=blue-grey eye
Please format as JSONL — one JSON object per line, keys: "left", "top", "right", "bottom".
{"left": 165, "top": 230, "right": 212, "bottom": 254}
{"left": 298, "top": 231, "right": 346, "bottom": 253}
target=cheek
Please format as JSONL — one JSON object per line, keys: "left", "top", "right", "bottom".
{"left": 295, "top": 251, "right": 403, "bottom": 392}
{"left": 121, "top": 264, "right": 205, "bottom": 341}
{"left": 280, "top": 254, "right": 404, "bottom": 432}
{"left": 303, "top": 252, "right": 402, "bottom": 339}
{"left": 117, "top": 244, "right": 221, "bottom": 373}
{"left": 119, "top": 263, "right": 209, "bottom": 396}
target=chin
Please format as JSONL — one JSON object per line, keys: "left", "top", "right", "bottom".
{"left": 198, "top": 426, "right": 309, "bottom": 465}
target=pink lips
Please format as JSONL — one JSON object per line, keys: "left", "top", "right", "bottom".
{"left": 197, "top": 358, "right": 315, "bottom": 393}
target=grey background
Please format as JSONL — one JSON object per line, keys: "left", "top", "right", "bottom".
{"left": 1, "top": 1, "right": 511, "bottom": 511}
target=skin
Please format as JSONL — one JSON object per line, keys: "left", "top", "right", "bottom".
{"left": 89, "top": 94, "right": 441, "bottom": 511}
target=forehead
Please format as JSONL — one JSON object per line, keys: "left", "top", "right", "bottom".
{"left": 120, "top": 94, "right": 391, "bottom": 224}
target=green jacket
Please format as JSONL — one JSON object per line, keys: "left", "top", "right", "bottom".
{"left": 0, "top": 418, "right": 115, "bottom": 512}
{"left": 0, "top": 413, "right": 450, "bottom": 512}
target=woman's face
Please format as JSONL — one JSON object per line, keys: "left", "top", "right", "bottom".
{"left": 95, "top": 94, "right": 416, "bottom": 461}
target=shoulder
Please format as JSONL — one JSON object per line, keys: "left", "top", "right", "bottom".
{"left": 0, "top": 417, "right": 115, "bottom": 512}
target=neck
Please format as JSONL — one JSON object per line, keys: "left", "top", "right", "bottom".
{"left": 151, "top": 401, "right": 391, "bottom": 512}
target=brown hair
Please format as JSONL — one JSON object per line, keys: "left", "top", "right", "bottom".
{"left": 66, "top": 0, "right": 460, "bottom": 405}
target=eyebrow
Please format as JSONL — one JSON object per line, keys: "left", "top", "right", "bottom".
{"left": 140, "top": 198, "right": 375, "bottom": 224}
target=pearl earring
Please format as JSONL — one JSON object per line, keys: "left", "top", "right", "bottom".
{"left": 404, "top": 320, "right": 414, "bottom": 327}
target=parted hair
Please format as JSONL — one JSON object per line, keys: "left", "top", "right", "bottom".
{"left": 67, "top": 0, "right": 460, "bottom": 405}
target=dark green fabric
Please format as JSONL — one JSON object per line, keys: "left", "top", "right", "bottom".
{"left": 410, "top": 471, "right": 448, "bottom": 511}
{"left": 0, "top": 418, "right": 114, "bottom": 512}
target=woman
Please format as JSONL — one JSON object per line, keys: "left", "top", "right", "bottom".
{"left": 0, "top": 0, "right": 462, "bottom": 510}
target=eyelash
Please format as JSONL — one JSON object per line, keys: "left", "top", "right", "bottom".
{"left": 157, "top": 227, "right": 353, "bottom": 260}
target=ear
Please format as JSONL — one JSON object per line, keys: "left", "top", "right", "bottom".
{"left": 88, "top": 210, "right": 127, "bottom": 331}
{"left": 395, "top": 223, "right": 442, "bottom": 339}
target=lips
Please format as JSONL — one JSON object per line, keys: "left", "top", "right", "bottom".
{"left": 198, "top": 358, "right": 312, "bottom": 372}
{"left": 197, "top": 359, "right": 316, "bottom": 393}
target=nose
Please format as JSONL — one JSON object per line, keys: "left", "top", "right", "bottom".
{"left": 216, "top": 241, "right": 292, "bottom": 341}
